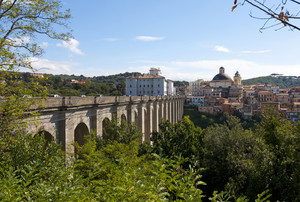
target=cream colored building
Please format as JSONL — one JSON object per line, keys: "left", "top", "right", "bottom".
{"left": 126, "top": 68, "right": 175, "bottom": 96}
{"left": 189, "top": 79, "right": 204, "bottom": 96}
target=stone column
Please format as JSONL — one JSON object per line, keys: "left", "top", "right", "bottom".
{"left": 65, "top": 111, "right": 75, "bottom": 157}
{"left": 152, "top": 101, "right": 159, "bottom": 133}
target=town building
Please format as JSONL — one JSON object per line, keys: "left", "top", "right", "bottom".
{"left": 188, "top": 67, "right": 300, "bottom": 121}
{"left": 189, "top": 67, "right": 243, "bottom": 98}
{"left": 126, "top": 68, "right": 176, "bottom": 96}
{"left": 189, "top": 79, "right": 204, "bottom": 96}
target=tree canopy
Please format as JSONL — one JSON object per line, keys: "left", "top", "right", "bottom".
{"left": 0, "top": 0, "right": 71, "bottom": 71}
{"left": 0, "top": 0, "right": 71, "bottom": 135}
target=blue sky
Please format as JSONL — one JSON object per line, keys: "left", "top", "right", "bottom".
{"left": 32, "top": 0, "right": 300, "bottom": 81}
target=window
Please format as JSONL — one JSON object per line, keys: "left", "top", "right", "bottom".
{"left": 147, "top": 85, "right": 149, "bottom": 87}
{"left": 130, "top": 91, "right": 132, "bottom": 94}
{"left": 158, "top": 84, "right": 160, "bottom": 87}
{"left": 143, "top": 85, "right": 145, "bottom": 87}
{"left": 130, "top": 84, "right": 132, "bottom": 87}
{"left": 151, "top": 84, "right": 153, "bottom": 87}
{"left": 139, "top": 85, "right": 141, "bottom": 87}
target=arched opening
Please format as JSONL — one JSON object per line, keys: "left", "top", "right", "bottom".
{"left": 36, "top": 131, "right": 54, "bottom": 146}
{"left": 134, "top": 111, "right": 138, "bottom": 123}
{"left": 121, "top": 114, "right": 127, "bottom": 124}
{"left": 152, "top": 107, "right": 156, "bottom": 133}
{"left": 74, "top": 122, "right": 89, "bottom": 147}
{"left": 102, "top": 117, "right": 111, "bottom": 139}
{"left": 120, "top": 114, "right": 127, "bottom": 128}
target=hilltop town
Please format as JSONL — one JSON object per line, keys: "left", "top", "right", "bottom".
{"left": 187, "top": 67, "right": 300, "bottom": 121}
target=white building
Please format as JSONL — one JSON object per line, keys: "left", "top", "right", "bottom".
{"left": 189, "top": 79, "right": 204, "bottom": 96}
{"left": 126, "top": 68, "right": 176, "bottom": 96}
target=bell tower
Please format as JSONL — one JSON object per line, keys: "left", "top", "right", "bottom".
{"left": 233, "top": 71, "right": 242, "bottom": 86}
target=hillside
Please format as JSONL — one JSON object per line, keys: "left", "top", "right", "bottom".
{"left": 242, "top": 75, "right": 300, "bottom": 88}
{"left": 18, "top": 72, "right": 187, "bottom": 96}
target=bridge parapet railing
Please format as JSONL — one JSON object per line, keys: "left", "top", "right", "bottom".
{"left": 28, "top": 95, "right": 185, "bottom": 110}
{"left": 95, "top": 96, "right": 116, "bottom": 104}
{"left": 64, "top": 96, "right": 95, "bottom": 106}
{"left": 116, "top": 96, "right": 130, "bottom": 103}
{"left": 130, "top": 96, "right": 142, "bottom": 102}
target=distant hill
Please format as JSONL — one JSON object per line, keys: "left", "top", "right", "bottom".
{"left": 91, "top": 72, "right": 142, "bottom": 84}
{"left": 26, "top": 72, "right": 187, "bottom": 96}
{"left": 242, "top": 75, "right": 300, "bottom": 88}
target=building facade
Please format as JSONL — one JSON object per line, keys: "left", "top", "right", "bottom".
{"left": 126, "top": 68, "right": 176, "bottom": 96}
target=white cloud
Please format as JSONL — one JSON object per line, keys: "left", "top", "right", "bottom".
{"left": 214, "top": 45, "right": 230, "bottom": 53}
{"left": 29, "top": 57, "right": 74, "bottom": 74}
{"left": 241, "top": 50, "right": 271, "bottom": 54}
{"left": 136, "top": 36, "right": 165, "bottom": 41}
{"left": 11, "top": 36, "right": 30, "bottom": 46}
{"left": 127, "top": 59, "right": 300, "bottom": 81}
{"left": 40, "top": 42, "right": 49, "bottom": 48}
{"left": 103, "top": 38, "right": 120, "bottom": 42}
{"left": 57, "top": 38, "right": 84, "bottom": 55}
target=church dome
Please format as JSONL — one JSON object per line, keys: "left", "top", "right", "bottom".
{"left": 212, "top": 73, "right": 232, "bottom": 81}
{"left": 212, "top": 67, "right": 232, "bottom": 81}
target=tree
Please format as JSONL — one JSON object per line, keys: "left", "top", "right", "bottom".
{"left": 0, "top": 0, "right": 71, "bottom": 70}
{"left": 0, "top": 0, "right": 71, "bottom": 136}
{"left": 232, "top": 0, "right": 300, "bottom": 31}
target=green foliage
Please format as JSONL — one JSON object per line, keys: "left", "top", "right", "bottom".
{"left": 97, "top": 115, "right": 143, "bottom": 149}
{"left": 200, "top": 114, "right": 265, "bottom": 199}
{"left": 148, "top": 112, "right": 299, "bottom": 201}
{"left": 2, "top": 107, "right": 298, "bottom": 201}
{"left": 151, "top": 116, "right": 203, "bottom": 160}
{"left": 0, "top": 0, "right": 71, "bottom": 71}
{"left": 242, "top": 75, "right": 300, "bottom": 88}
{"left": 184, "top": 106, "right": 260, "bottom": 129}
{"left": 0, "top": 0, "right": 71, "bottom": 135}
{"left": 0, "top": 133, "right": 87, "bottom": 201}
{"left": 253, "top": 113, "right": 300, "bottom": 201}
{"left": 75, "top": 137, "right": 206, "bottom": 201}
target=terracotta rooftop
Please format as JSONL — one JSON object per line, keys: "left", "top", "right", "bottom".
{"left": 258, "top": 91, "right": 273, "bottom": 94}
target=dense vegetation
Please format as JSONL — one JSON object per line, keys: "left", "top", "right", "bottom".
{"left": 16, "top": 72, "right": 187, "bottom": 96}
{"left": 242, "top": 75, "right": 300, "bottom": 88}
{"left": 183, "top": 105, "right": 260, "bottom": 129}
{"left": 1, "top": 111, "right": 299, "bottom": 201}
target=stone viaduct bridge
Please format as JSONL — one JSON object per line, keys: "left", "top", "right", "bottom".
{"left": 28, "top": 96, "right": 185, "bottom": 154}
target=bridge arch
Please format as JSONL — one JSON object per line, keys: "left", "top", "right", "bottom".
{"left": 117, "top": 109, "right": 128, "bottom": 123}
{"left": 30, "top": 96, "right": 185, "bottom": 155}
{"left": 36, "top": 130, "right": 54, "bottom": 145}
{"left": 102, "top": 117, "right": 111, "bottom": 139}
{"left": 121, "top": 113, "right": 126, "bottom": 121}
{"left": 74, "top": 122, "right": 90, "bottom": 147}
